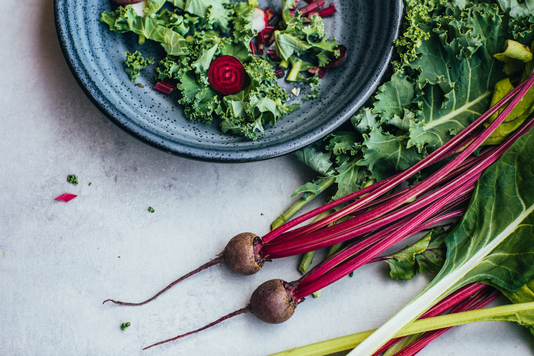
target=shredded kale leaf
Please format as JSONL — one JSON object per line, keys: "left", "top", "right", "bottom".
{"left": 124, "top": 51, "right": 154, "bottom": 82}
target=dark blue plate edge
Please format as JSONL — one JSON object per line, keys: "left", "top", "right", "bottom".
{"left": 53, "top": 0, "right": 404, "bottom": 163}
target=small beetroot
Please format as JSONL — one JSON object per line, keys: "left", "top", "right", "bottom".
{"left": 207, "top": 56, "right": 246, "bottom": 96}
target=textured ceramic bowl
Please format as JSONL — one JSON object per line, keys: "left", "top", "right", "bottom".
{"left": 54, "top": 0, "right": 403, "bottom": 162}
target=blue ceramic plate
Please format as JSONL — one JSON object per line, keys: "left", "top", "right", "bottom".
{"left": 54, "top": 0, "right": 403, "bottom": 162}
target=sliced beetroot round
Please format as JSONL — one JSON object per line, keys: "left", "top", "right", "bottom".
{"left": 207, "top": 55, "right": 246, "bottom": 96}
{"left": 112, "top": 0, "right": 144, "bottom": 4}
{"left": 324, "top": 45, "right": 347, "bottom": 70}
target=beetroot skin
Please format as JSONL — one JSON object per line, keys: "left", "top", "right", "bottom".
{"left": 224, "top": 232, "right": 264, "bottom": 275}
{"left": 249, "top": 279, "right": 297, "bottom": 324}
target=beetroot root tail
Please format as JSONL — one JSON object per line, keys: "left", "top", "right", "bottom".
{"left": 142, "top": 306, "right": 251, "bottom": 350}
{"left": 102, "top": 256, "right": 225, "bottom": 306}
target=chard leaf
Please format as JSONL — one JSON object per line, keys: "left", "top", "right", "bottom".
{"left": 372, "top": 72, "right": 415, "bottom": 121}
{"left": 275, "top": 32, "right": 312, "bottom": 61}
{"left": 381, "top": 228, "right": 447, "bottom": 281}
{"left": 294, "top": 146, "right": 333, "bottom": 176}
{"left": 359, "top": 129, "right": 422, "bottom": 182}
{"left": 350, "top": 124, "right": 534, "bottom": 355}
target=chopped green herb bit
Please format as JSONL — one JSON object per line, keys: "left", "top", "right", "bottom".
{"left": 148, "top": 206, "right": 155, "bottom": 213}
{"left": 67, "top": 174, "right": 79, "bottom": 185}
{"left": 135, "top": 83, "right": 144, "bottom": 88}
{"left": 125, "top": 51, "right": 154, "bottom": 82}
{"left": 88, "top": 182, "right": 92, "bottom": 186}
{"left": 121, "top": 322, "right": 131, "bottom": 330}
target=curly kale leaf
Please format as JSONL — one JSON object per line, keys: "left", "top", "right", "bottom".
{"left": 101, "top": 6, "right": 189, "bottom": 55}
{"left": 294, "top": 1, "right": 534, "bottom": 203}
{"left": 231, "top": 0, "right": 258, "bottom": 45}
{"left": 220, "top": 56, "right": 299, "bottom": 140}
{"left": 124, "top": 51, "right": 154, "bottom": 81}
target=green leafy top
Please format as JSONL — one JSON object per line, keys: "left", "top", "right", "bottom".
{"left": 275, "top": 6, "right": 338, "bottom": 66}
{"left": 293, "top": 0, "right": 534, "bottom": 209}
{"left": 350, "top": 119, "right": 534, "bottom": 355}
{"left": 379, "top": 227, "right": 447, "bottom": 281}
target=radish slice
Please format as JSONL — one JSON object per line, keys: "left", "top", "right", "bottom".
{"left": 251, "top": 7, "right": 268, "bottom": 34}
{"left": 130, "top": 0, "right": 147, "bottom": 17}
{"left": 207, "top": 56, "right": 246, "bottom": 96}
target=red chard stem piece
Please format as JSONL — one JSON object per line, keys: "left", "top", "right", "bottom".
{"left": 249, "top": 40, "right": 256, "bottom": 55}
{"left": 154, "top": 80, "right": 176, "bottom": 94}
{"left": 274, "top": 69, "right": 285, "bottom": 78}
{"left": 265, "top": 7, "right": 276, "bottom": 21}
{"left": 299, "top": 0, "right": 326, "bottom": 16}
{"left": 318, "top": 3, "right": 337, "bottom": 17}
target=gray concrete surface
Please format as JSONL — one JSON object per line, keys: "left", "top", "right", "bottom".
{"left": 1, "top": 1, "right": 533, "bottom": 356}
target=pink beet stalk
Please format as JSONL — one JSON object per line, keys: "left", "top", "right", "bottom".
{"left": 392, "top": 288, "right": 500, "bottom": 356}
{"left": 154, "top": 80, "right": 176, "bottom": 94}
{"left": 298, "top": 0, "right": 326, "bottom": 16}
{"left": 373, "top": 285, "right": 498, "bottom": 356}
{"left": 318, "top": 3, "right": 336, "bottom": 17}
{"left": 290, "top": 111, "right": 534, "bottom": 300}
{"left": 265, "top": 7, "right": 276, "bottom": 21}
{"left": 261, "top": 72, "right": 534, "bottom": 246}
{"left": 371, "top": 283, "right": 490, "bottom": 355}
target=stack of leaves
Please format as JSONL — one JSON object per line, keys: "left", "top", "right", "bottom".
{"left": 285, "top": 0, "right": 534, "bottom": 212}
{"left": 273, "top": 0, "right": 534, "bottom": 272}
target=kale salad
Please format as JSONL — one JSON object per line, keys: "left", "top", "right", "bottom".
{"left": 101, "top": 0, "right": 345, "bottom": 140}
